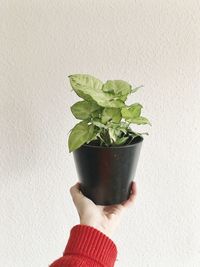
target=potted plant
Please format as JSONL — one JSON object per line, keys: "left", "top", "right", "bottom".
{"left": 68, "top": 74, "right": 151, "bottom": 205}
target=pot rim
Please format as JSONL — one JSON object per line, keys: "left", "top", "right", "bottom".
{"left": 82, "top": 136, "right": 143, "bottom": 149}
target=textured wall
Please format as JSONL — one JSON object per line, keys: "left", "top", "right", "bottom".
{"left": 1, "top": 1, "right": 200, "bottom": 266}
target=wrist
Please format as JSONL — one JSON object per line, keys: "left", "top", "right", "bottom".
{"left": 80, "top": 220, "right": 112, "bottom": 238}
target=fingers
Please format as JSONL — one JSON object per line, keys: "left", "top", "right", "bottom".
{"left": 70, "top": 182, "right": 84, "bottom": 206}
{"left": 70, "top": 181, "right": 137, "bottom": 210}
{"left": 121, "top": 181, "right": 137, "bottom": 208}
{"left": 70, "top": 182, "right": 81, "bottom": 195}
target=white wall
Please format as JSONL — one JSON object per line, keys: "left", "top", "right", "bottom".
{"left": 1, "top": 1, "right": 200, "bottom": 266}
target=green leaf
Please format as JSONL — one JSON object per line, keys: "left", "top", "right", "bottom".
{"left": 107, "top": 121, "right": 129, "bottom": 135}
{"left": 68, "top": 74, "right": 103, "bottom": 101}
{"left": 101, "top": 108, "right": 122, "bottom": 124}
{"left": 131, "top": 85, "right": 143, "bottom": 93}
{"left": 92, "top": 119, "right": 107, "bottom": 129}
{"left": 104, "top": 99, "right": 125, "bottom": 108}
{"left": 129, "top": 116, "right": 151, "bottom": 125}
{"left": 70, "top": 101, "right": 91, "bottom": 120}
{"left": 102, "top": 80, "right": 132, "bottom": 96}
{"left": 121, "top": 103, "right": 143, "bottom": 120}
{"left": 86, "top": 124, "right": 98, "bottom": 143}
{"left": 114, "top": 136, "right": 129, "bottom": 145}
{"left": 108, "top": 128, "right": 117, "bottom": 142}
{"left": 120, "top": 95, "right": 128, "bottom": 102}
{"left": 128, "top": 129, "right": 149, "bottom": 136}
{"left": 68, "top": 74, "right": 125, "bottom": 108}
{"left": 68, "top": 121, "right": 90, "bottom": 152}
{"left": 118, "top": 127, "right": 128, "bottom": 134}
{"left": 71, "top": 100, "right": 100, "bottom": 120}
{"left": 90, "top": 102, "right": 103, "bottom": 119}
{"left": 88, "top": 124, "right": 94, "bottom": 139}
{"left": 91, "top": 109, "right": 101, "bottom": 119}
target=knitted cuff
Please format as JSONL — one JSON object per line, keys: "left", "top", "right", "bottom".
{"left": 64, "top": 224, "right": 117, "bottom": 267}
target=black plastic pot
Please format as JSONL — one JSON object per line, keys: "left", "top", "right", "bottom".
{"left": 73, "top": 136, "right": 143, "bottom": 205}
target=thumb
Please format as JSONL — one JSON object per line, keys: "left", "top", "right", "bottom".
{"left": 70, "top": 182, "right": 84, "bottom": 206}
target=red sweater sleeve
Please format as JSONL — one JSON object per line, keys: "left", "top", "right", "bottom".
{"left": 49, "top": 224, "right": 117, "bottom": 267}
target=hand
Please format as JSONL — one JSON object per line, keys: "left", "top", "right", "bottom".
{"left": 70, "top": 181, "right": 137, "bottom": 238}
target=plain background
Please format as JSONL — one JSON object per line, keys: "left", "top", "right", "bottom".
{"left": 0, "top": 1, "right": 200, "bottom": 266}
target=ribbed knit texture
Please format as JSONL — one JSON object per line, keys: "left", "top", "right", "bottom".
{"left": 50, "top": 224, "right": 117, "bottom": 267}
